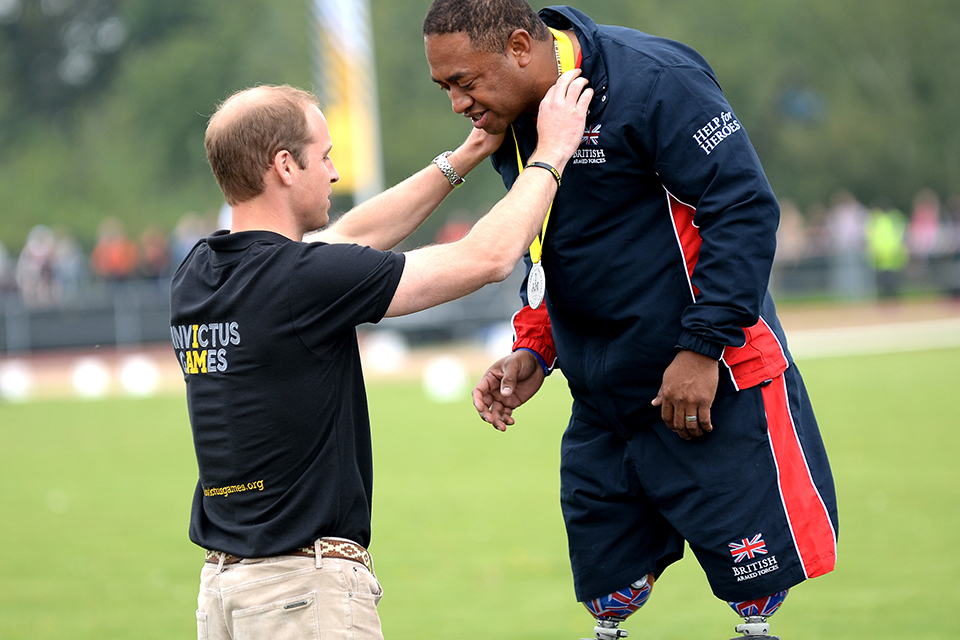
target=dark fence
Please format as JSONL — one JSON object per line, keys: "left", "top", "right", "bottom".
{"left": 3, "top": 253, "right": 959, "bottom": 354}
{"left": 0, "top": 268, "right": 527, "bottom": 354}
{"left": 769, "top": 251, "right": 960, "bottom": 299}
{"left": 1, "top": 280, "right": 173, "bottom": 353}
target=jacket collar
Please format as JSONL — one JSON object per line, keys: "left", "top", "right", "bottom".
{"left": 539, "top": 6, "right": 609, "bottom": 119}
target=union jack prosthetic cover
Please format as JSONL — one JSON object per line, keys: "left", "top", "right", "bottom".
{"left": 728, "top": 589, "right": 789, "bottom": 618}
{"left": 583, "top": 579, "right": 653, "bottom": 620}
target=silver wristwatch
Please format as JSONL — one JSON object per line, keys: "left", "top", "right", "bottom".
{"left": 432, "top": 151, "right": 465, "bottom": 187}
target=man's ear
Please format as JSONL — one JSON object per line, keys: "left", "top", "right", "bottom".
{"left": 506, "top": 29, "right": 534, "bottom": 68}
{"left": 272, "top": 149, "right": 296, "bottom": 186}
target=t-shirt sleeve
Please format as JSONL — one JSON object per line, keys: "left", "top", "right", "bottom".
{"left": 287, "top": 242, "right": 405, "bottom": 351}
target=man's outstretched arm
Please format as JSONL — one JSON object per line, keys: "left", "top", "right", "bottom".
{"left": 308, "top": 128, "right": 502, "bottom": 251}
{"left": 385, "top": 70, "right": 593, "bottom": 317}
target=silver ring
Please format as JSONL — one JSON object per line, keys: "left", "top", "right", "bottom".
{"left": 684, "top": 415, "right": 698, "bottom": 422}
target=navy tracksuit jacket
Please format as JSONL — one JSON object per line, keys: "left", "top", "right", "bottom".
{"left": 499, "top": 6, "right": 791, "bottom": 435}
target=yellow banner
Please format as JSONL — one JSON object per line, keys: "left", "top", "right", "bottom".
{"left": 312, "top": 0, "right": 384, "bottom": 202}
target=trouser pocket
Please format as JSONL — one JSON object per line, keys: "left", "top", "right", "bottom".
{"left": 233, "top": 591, "right": 320, "bottom": 640}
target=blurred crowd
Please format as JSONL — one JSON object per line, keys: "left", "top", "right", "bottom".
{"left": 0, "top": 211, "right": 218, "bottom": 309}
{"left": 775, "top": 188, "right": 960, "bottom": 300}
{"left": 2, "top": 190, "right": 960, "bottom": 310}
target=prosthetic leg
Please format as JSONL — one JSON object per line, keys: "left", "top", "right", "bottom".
{"left": 579, "top": 575, "right": 654, "bottom": 640}
{"left": 727, "top": 589, "right": 788, "bottom": 639}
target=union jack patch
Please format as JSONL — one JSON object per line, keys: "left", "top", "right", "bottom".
{"left": 581, "top": 124, "right": 602, "bottom": 146}
{"left": 729, "top": 533, "right": 768, "bottom": 563}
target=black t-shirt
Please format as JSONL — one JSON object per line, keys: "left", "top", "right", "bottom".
{"left": 169, "top": 230, "right": 404, "bottom": 557}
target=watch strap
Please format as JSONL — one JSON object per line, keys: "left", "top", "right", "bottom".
{"left": 432, "top": 151, "right": 465, "bottom": 187}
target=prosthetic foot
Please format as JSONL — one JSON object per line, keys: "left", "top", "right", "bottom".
{"left": 730, "top": 616, "right": 779, "bottom": 639}
{"left": 580, "top": 575, "right": 654, "bottom": 640}
{"left": 589, "top": 618, "right": 629, "bottom": 640}
{"left": 727, "top": 589, "right": 788, "bottom": 640}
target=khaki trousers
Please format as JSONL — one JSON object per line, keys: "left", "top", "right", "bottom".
{"left": 197, "top": 551, "right": 383, "bottom": 640}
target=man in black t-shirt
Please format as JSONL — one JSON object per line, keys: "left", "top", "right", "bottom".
{"left": 171, "top": 80, "right": 590, "bottom": 639}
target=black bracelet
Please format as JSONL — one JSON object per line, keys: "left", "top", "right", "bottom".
{"left": 524, "top": 161, "right": 562, "bottom": 187}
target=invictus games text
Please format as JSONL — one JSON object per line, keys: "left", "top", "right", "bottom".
{"left": 203, "top": 479, "right": 265, "bottom": 498}
{"left": 170, "top": 322, "right": 241, "bottom": 375}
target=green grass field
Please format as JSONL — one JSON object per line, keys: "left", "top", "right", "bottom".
{"left": 1, "top": 347, "right": 958, "bottom": 639}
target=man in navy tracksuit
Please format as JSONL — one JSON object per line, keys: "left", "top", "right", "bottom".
{"left": 424, "top": 2, "right": 838, "bottom": 637}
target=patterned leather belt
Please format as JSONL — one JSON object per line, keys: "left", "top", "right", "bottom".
{"left": 205, "top": 537, "right": 373, "bottom": 574}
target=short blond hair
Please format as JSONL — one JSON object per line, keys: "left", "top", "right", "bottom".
{"left": 205, "top": 85, "right": 321, "bottom": 205}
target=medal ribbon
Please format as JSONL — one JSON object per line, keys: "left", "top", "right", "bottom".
{"left": 550, "top": 28, "right": 577, "bottom": 74}
{"left": 514, "top": 28, "right": 577, "bottom": 264}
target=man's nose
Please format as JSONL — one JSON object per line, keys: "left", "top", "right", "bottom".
{"left": 449, "top": 87, "right": 472, "bottom": 114}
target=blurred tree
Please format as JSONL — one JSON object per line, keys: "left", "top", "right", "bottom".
{"left": 0, "top": 0, "right": 127, "bottom": 140}
{"left": 0, "top": 0, "right": 956, "bottom": 252}
{"left": 0, "top": 0, "right": 312, "bottom": 247}
{"left": 661, "top": 0, "right": 960, "bottom": 212}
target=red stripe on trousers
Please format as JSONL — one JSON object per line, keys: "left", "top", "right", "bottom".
{"left": 762, "top": 375, "right": 837, "bottom": 579}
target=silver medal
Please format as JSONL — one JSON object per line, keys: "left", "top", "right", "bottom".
{"left": 527, "top": 262, "right": 546, "bottom": 309}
